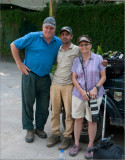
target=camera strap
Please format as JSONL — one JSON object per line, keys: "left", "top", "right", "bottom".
{"left": 79, "top": 55, "right": 88, "bottom": 92}
{"left": 79, "top": 55, "right": 100, "bottom": 122}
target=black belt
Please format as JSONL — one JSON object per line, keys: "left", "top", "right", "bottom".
{"left": 30, "top": 71, "right": 49, "bottom": 78}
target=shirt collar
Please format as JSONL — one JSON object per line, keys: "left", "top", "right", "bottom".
{"left": 90, "top": 52, "right": 95, "bottom": 60}
{"left": 39, "top": 31, "right": 56, "bottom": 42}
{"left": 39, "top": 31, "right": 43, "bottom": 37}
{"left": 59, "top": 43, "right": 73, "bottom": 51}
{"left": 80, "top": 52, "right": 95, "bottom": 60}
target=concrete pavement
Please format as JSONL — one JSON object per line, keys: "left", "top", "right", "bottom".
{"left": 0, "top": 61, "right": 88, "bottom": 160}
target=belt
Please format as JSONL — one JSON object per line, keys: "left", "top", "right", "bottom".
{"left": 30, "top": 71, "right": 49, "bottom": 78}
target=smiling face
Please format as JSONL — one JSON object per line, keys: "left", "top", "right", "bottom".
{"left": 79, "top": 41, "right": 92, "bottom": 54}
{"left": 42, "top": 25, "right": 56, "bottom": 40}
{"left": 60, "top": 31, "right": 73, "bottom": 45}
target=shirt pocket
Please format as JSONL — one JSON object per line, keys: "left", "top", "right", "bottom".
{"left": 57, "top": 53, "right": 63, "bottom": 63}
{"left": 67, "top": 54, "right": 77, "bottom": 66}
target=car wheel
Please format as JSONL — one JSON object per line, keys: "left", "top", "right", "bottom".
{"left": 62, "top": 104, "right": 104, "bottom": 143}
{"left": 80, "top": 104, "right": 104, "bottom": 143}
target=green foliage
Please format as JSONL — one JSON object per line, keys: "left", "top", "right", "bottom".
{"left": 56, "top": 3, "right": 124, "bottom": 53}
{"left": 102, "top": 50, "right": 118, "bottom": 59}
{"left": 57, "top": 0, "right": 83, "bottom": 6}
{"left": 91, "top": 45, "right": 103, "bottom": 55}
{"left": 0, "top": 7, "right": 49, "bottom": 58}
{"left": 97, "top": 45, "right": 103, "bottom": 55}
{"left": 0, "top": 3, "right": 124, "bottom": 59}
{"left": 51, "top": 64, "right": 57, "bottom": 74}
{"left": 91, "top": 48, "right": 95, "bottom": 53}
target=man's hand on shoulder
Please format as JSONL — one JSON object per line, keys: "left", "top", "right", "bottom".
{"left": 101, "top": 59, "right": 108, "bottom": 67}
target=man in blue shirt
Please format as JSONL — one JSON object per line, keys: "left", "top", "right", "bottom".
{"left": 10, "top": 17, "right": 62, "bottom": 143}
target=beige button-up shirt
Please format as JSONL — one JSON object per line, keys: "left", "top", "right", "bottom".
{"left": 52, "top": 43, "right": 80, "bottom": 85}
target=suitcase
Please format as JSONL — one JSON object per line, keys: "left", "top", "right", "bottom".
{"left": 106, "top": 59, "right": 124, "bottom": 78}
{"left": 88, "top": 90, "right": 124, "bottom": 159}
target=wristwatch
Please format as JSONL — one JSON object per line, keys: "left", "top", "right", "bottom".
{"left": 95, "top": 85, "right": 100, "bottom": 91}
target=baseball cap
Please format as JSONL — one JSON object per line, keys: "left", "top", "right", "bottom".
{"left": 78, "top": 35, "right": 91, "bottom": 44}
{"left": 43, "top": 17, "right": 56, "bottom": 27}
{"left": 60, "top": 26, "right": 72, "bottom": 35}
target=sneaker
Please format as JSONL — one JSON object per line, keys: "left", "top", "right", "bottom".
{"left": 25, "top": 130, "right": 34, "bottom": 143}
{"left": 69, "top": 144, "right": 82, "bottom": 157}
{"left": 58, "top": 137, "right": 71, "bottom": 150}
{"left": 85, "top": 148, "right": 94, "bottom": 159}
{"left": 34, "top": 128, "right": 47, "bottom": 138}
{"left": 47, "top": 134, "right": 60, "bottom": 147}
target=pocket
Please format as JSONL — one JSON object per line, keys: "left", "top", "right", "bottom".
{"left": 57, "top": 53, "right": 63, "bottom": 63}
{"left": 22, "top": 73, "right": 30, "bottom": 81}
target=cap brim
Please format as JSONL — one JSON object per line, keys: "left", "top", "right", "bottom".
{"left": 79, "top": 40, "right": 90, "bottom": 43}
{"left": 43, "top": 23, "right": 56, "bottom": 28}
{"left": 60, "top": 29, "right": 72, "bottom": 34}
{"left": 78, "top": 37, "right": 91, "bottom": 43}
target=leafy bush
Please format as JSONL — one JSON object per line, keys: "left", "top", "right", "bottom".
{"left": 0, "top": 3, "right": 124, "bottom": 59}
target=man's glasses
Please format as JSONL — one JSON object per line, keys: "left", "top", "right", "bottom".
{"left": 79, "top": 44, "right": 90, "bottom": 47}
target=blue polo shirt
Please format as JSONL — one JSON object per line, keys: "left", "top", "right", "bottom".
{"left": 13, "top": 31, "right": 62, "bottom": 77}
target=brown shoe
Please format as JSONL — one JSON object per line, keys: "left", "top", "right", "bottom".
{"left": 47, "top": 134, "right": 61, "bottom": 147}
{"left": 25, "top": 130, "right": 34, "bottom": 143}
{"left": 34, "top": 128, "right": 47, "bottom": 138}
{"left": 58, "top": 137, "right": 71, "bottom": 150}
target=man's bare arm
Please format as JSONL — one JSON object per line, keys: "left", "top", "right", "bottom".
{"left": 10, "top": 42, "right": 30, "bottom": 75}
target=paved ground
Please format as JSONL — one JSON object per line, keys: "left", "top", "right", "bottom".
{"left": 0, "top": 61, "right": 88, "bottom": 160}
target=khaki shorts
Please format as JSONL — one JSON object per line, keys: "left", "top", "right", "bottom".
{"left": 72, "top": 95, "right": 102, "bottom": 122}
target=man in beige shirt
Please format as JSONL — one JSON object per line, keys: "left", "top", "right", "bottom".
{"left": 47, "top": 26, "right": 79, "bottom": 150}
{"left": 47, "top": 26, "right": 107, "bottom": 150}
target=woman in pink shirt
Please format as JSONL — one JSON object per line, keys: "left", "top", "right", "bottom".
{"left": 69, "top": 35, "right": 106, "bottom": 159}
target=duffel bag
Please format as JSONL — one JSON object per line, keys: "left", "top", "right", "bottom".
{"left": 93, "top": 143, "right": 124, "bottom": 159}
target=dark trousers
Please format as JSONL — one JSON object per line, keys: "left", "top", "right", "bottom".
{"left": 22, "top": 71, "right": 51, "bottom": 131}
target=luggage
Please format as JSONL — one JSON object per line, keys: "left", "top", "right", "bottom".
{"left": 106, "top": 59, "right": 124, "bottom": 78}
{"left": 105, "top": 51, "right": 124, "bottom": 78}
{"left": 88, "top": 90, "right": 124, "bottom": 159}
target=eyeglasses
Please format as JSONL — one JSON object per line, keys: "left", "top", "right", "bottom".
{"left": 79, "top": 44, "right": 90, "bottom": 47}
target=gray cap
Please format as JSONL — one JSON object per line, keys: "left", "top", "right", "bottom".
{"left": 78, "top": 36, "right": 91, "bottom": 44}
{"left": 60, "top": 26, "right": 72, "bottom": 35}
{"left": 43, "top": 17, "right": 56, "bottom": 27}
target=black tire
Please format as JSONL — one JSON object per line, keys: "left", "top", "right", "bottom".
{"left": 80, "top": 115, "right": 103, "bottom": 143}
{"left": 62, "top": 103, "right": 106, "bottom": 143}
{"left": 80, "top": 104, "right": 105, "bottom": 143}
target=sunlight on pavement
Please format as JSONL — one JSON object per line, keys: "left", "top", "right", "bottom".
{"left": 0, "top": 72, "right": 10, "bottom": 76}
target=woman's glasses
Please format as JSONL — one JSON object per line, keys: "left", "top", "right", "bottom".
{"left": 79, "top": 44, "right": 90, "bottom": 47}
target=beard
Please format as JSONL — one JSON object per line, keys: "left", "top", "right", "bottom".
{"left": 62, "top": 38, "right": 70, "bottom": 44}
